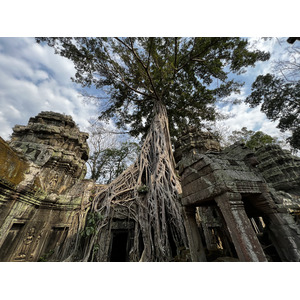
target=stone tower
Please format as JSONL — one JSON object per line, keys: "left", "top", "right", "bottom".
{"left": 0, "top": 112, "right": 94, "bottom": 262}
{"left": 9, "top": 111, "right": 89, "bottom": 194}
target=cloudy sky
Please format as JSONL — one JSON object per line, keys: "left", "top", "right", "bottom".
{"left": 0, "top": 37, "right": 100, "bottom": 140}
{"left": 218, "top": 38, "right": 294, "bottom": 137}
{"left": 0, "top": 1, "right": 298, "bottom": 296}
{"left": 0, "top": 37, "right": 295, "bottom": 145}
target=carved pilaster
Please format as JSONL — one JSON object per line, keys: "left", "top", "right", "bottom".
{"left": 183, "top": 206, "right": 206, "bottom": 262}
{"left": 215, "top": 192, "right": 267, "bottom": 262}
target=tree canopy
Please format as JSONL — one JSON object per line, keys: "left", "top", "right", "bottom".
{"left": 246, "top": 39, "right": 300, "bottom": 150}
{"left": 246, "top": 73, "right": 300, "bottom": 150}
{"left": 228, "top": 126, "right": 278, "bottom": 149}
{"left": 91, "top": 141, "right": 140, "bottom": 184}
{"left": 36, "top": 37, "right": 272, "bottom": 262}
{"left": 37, "top": 37, "right": 270, "bottom": 139}
{"left": 85, "top": 121, "right": 139, "bottom": 183}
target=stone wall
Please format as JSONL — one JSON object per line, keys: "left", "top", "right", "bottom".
{"left": 0, "top": 112, "right": 96, "bottom": 262}
{"left": 255, "top": 144, "right": 300, "bottom": 193}
{"left": 1, "top": 113, "right": 300, "bottom": 262}
{"left": 177, "top": 130, "right": 300, "bottom": 262}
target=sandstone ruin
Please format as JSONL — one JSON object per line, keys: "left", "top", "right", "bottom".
{"left": 0, "top": 112, "right": 95, "bottom": 261}
{"left": 0, "top": 112, "right": 299, "bottom": 261}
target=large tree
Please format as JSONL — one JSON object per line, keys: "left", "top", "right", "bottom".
{"left": 246, "top": 73, "right": 300, "bottom": 150}
{"left": 246, "top": 39, "right": 300, "bottom": 150}
{"left": 86, "top": 120, "right": 139, "bottom": 183}
{"left": 37, "top": 38, "right": 269, "bottom": 261}
{"left": 37, "top": 38, "right": 269, "bottom": 139}
{"left": 227, "top": 126, "right": 278, "bottom": 149}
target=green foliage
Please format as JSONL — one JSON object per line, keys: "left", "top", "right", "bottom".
{"left": 137, "top": 184, "right": 149, "bottom": 194}
{"left": 246, "top": 131, "right": 277, "bottom": 149}
{"left": 90, "top": 141, "right": 140, "bottom": 183}
{"left": 36, "top": 37, "right": 269, "bottom": 140}
{"left": 38, "top": 249, "right": 54, "bottom": 262}
{"left": 228, "top": 127, "right": 278, "bottom": 149}
{"left": 93, "top": 244, "right": 100, "bottom": 253}
{"left": 82, "top": 211, "right": 103, "bottom": 237}
{"left": 246, "top": 73, "right": 300, "bottom": 150}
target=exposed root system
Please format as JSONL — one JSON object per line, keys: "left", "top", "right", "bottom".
{"left": 80, "top": 102, "right": 188, "bottom": 261}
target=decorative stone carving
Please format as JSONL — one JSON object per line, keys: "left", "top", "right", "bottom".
{"left": 9, "top": 111, "right": 89, "bottom": 194}
{"left": 1, "top": 115, "right": 300, "bottom": 262}
{"left": 0, "top": 112, "right": 98, "bottom": 262}
{"left": 177, "top": 128, "right": 300, "bottom": 262}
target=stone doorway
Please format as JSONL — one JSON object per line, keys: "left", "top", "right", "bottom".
{"left": 195, "top": 205, "right": 238, "bottom": 261}
{"left": 242, "top": 195, "right": 282, "bottom": 262}
{"left": 109, "top": 230, "right": 132, "bottom": 262}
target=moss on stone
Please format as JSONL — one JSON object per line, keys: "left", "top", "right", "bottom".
{"left": 0, "top": 137, "right": 29, "bottom": 186}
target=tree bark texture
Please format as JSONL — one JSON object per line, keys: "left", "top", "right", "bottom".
{"left": 80, "top": 101, "right": 188, "bottom": 262}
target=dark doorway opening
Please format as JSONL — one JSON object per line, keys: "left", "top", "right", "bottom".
{"left": 196, "top": 205, "right": 238, "bottom": 261}
{"left": 0, "top": 222, "right": 25, "bottom": 261}
{"left": 110, "top": 231, "right": 129, "bottom": 262}
{"left": 242, "top": 195, "right": 281, "bottom": 262}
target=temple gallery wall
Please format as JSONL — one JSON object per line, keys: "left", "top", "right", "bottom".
{"left": 0, "top": 111, "right": 299, "bottom": 261}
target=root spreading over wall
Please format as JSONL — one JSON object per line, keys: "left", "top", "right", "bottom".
{"left": 79, "top": 102, "right": 188, "bottom": 262}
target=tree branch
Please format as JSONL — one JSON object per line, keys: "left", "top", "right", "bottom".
{"left": 147, "top": 38, "right": 154, "bottom": 70}
{"left": 99, "top": 58, "right": 153, "bottom": 99}
{"left": 115, "top": 37, "right": 161, "bottom": 102}
{"left": 173, "top": 37, "right": 178, "bottom": 79}
{"left": 176, "top": 38, "right": 220, "bottom": 73}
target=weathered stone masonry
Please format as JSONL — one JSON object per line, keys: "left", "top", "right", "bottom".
{"left": 176, "top": 127, "right": 300, "bottom": 262}
{"left": 0, "top": 112, "right": 98, "bottom": 261}
{"left": 0, "top": 113, "right": 299, "bottom": 261}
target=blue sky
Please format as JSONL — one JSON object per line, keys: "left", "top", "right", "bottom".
{"left": 0, "top": 37, "right": 296, "bottom": 146}
{"left": 0, "top": 0, "right": 298, "bottom": 296}
{"left": 0, "top": 37, "right": 100, "bottom": 139}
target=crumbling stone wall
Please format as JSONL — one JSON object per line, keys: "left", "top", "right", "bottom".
{"left": 255, "top": 144, "right": 300, "bottom": 193}
{"left": 176, "top": 129, "right": 300, "bottom": 262}
{"left": 0, "top": 112, "right": 97, "bottom": 262}
{"left": 1, "top": 114, "right": 300, "bottom": 262}
{"left": 255, "top": 145, "right": 300, "bottom": 222}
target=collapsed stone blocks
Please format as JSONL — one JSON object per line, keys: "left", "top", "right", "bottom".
{"left": 177, "top": 128, "right": 300, "bottom": 262}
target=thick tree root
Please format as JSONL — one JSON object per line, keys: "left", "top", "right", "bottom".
{"left": 81, "top": 102, "right": 188, "bottom": 261}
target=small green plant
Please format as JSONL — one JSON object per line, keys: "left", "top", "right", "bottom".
{"left": 93, "top": 244, "right": 100, "bottom": 253}
{"left": 38, "top": 249, "right": 54, "bottom": 262}
{"left": 137, "top": 184, "right": 149, "bottom": 194}
{"left": 81, "top": 211, "right": 103, "bottom": 237}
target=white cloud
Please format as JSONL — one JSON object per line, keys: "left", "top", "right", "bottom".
{"left": 244, "top": 37, "right": 296, "bottom": 80}
{"left": 0, "top": 37, "right": 294, "bottom": 152}
{"left": 220, "top": 101, "right": 279, "bottom": 134}
{"left": 218, "top": 38, "right": 294, "bottom": 141}
{"left": 0, "top": 37, "right": 99, "bottom": 140}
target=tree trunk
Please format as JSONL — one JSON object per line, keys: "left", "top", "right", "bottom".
{"left": 79, "top": 101, "right": 188, "bottom": 262}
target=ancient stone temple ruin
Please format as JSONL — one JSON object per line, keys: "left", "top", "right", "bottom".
{"left": 0, "top": 112, "right": 299, "bottom": 262}
{"left": 0, "top": 112, "right": 95, "bottom": 261}
{"left": 176, "top": 128, "right": 300, "bottom": 262}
